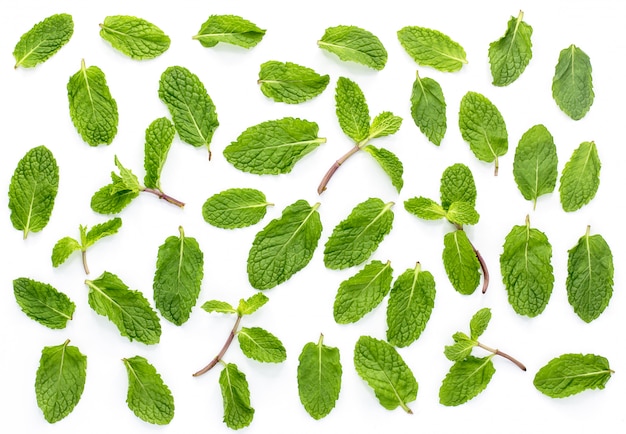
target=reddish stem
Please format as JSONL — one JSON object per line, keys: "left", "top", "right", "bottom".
{"left": 193, "top": 315, "right": 242, "bottom": 377}
{"left": 142, "top": 188, "right": 185, "bottom": 208}
{"left": 317, "top": 144, "right": 360, "bottom": 194}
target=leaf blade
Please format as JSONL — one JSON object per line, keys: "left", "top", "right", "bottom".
{"left": 258, "top": 61, "right": 329, "bottom": 104}
{"left": 13, "top": 278, "right": 75, "bottom": 329}
{"left": 237, "top": 327, "right": 287, "bottom": 363}
{"left": 363, "top": 145, "right": 404, "bottom": 193}
{"left": 144, "top": 117, "right": 175, "bottom": 190}
{"left": 488, "top": 11, "right": 533, "bottom": 86}
{"left": 442, "top": 230, "right": 480, "bottom": 295}
{"left": 13, "top": 13, "right": 74, "bottom": 68}
{"left": 439, "top": 356, "right": 495, "bottom": 406}
{"left": 397, "top": 26, "right": 467, "bottom": 72}
{"left": 559, "top": 141, "right": 601, "bottom": 212}
{"left": 318, "top": 25, "right": 387, "bottom": 70}
{"left": 219, "top": 363, "right": 254, "bottom": 429}
{"left": 202, "top": 188, "right": 270, "bottom": 229}
{"left": 410, "top": 71, "right": 447, "bottom": 145}
{"left": 335, "top": 77, "right": 370, "bottom": 142}
{"left": 193, "top": 15, "right": 265, "bottom": 49}
{"left": 123, "top": 356, "right": 174, "bottom": 425}
{"left": 552, "top": 44, "right": 594, "bottom": 120}
{"left": 534, "top": 354, "right": 612, "bottom": 398}
{"left": 99, "top": 15, "right": 170, "bottom": 60}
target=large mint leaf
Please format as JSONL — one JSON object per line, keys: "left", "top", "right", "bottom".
{"left": 488, "top": 11, "right": 533, "bottom": 86}
{"left": 219, "top": 363, "right": 254, "bottom": 429}
{"left": 397, "top": 26, "right": 467, "bottom": 72}
{"left": 99, "top": 15, "right": 170, "bottom": 60}
{"left": 13, "top": 13, "right": 73, "bottom": 68}
{"left": 13, "top": 278, "right": 75, "bottom": 329}
{"left": 552, "top": 44, "right": 594, "bottom": 120}
{"left": 534, "top": 354, "right": 612, "bottom": 398}
{"left": 318, "top": 25, "right": 387, "bottom": 70}
{"left": 123, "top": 356, "right": 174, "bottom": 425}
{"left": 335, "top": 77, "right": 370, "bottom": 142}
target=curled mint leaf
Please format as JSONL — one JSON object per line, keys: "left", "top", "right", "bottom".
{"left": 193, "top": 15, "right": 265, "bottom": 49}
{"left": 318, "top": 25, "right": 387, "bottom": 70}
{"left": 559, "top": 141, "right": 601, "bottom": 212}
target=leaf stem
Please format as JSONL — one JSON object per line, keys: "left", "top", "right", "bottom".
{"left": 142, "top": 188, "right": 185, "bottom": 208}
{"left": 317, "top": 144, "right": 360, "bottom": 194}
{"left": 477, "top": 342, "right": 526, "bottom": 371}
{"left": 193, "top": 314, "right": 242, "bottom": 377}
{"left": 454, "top": 224, "right": 489, "bottom": 294}
{"left": 82, "top": 250, "right": 90, "bottom": 275}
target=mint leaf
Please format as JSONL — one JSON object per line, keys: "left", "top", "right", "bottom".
{"left": 154, "top": 226, "right": 204, "bottom": 326}
{"left": 500, "top": 216, "right": 554, "bottom": 317}
{"left": 488, "top": 11, "right": 533, "bottom": 86}
{"left": 335, "top": 76, "right": 370, "bottom": 142}
{"left": 444, "top": 332, "right": 475, "bottom": 362}
{"left": 123, "top": 356, "right": 174, "bottom": 425}
{"left": 363, "top": 145, "right": 404, "bottom": 193}
{"left": 559, "top": 141, "right": 601, "bottom": 212}
{"left": 99, "top": 15, "right": 170, "bottom": 59}
{"left": 397, "top": 26, "right": 467, "bottom": 72}
{"left": 469, "top": 307, "right": 491, "bottom": 340}
{"left": 258, "top": 61, "right": 329, "bottom": 104}
{"left": 13, "top": 278, "right": 75, "bottom": 329}
{"left": 442, "top": 230, "right": 480, "bottom": 295}
{"left": 324, "top": 198, "right": 394, "bottom": 270}
{"left": 439, "top": 356, "right": 495, "bottom": 406}
{"left": 566, "top": 226, "right": 614, "bottom": 323}
{"left": 459, "top": 91, "right": 508, "bottom": 175}
{"left": 445, "top": 201, "right": 479, "bottom": 226}
{"left": 85, "top": 271, "right": 161, "bottom": 344}
{"left": 353, "top": 336, "right": 418, "bottom": 413}
{"left": 318, "top": 25, "right": 387, "bottom": 70}
{"left": 67, "top": 59, "right": 118, "bottom": 146}
{"left": 236, "top": 293, "right": 269, "bottom": 316}
{"left": 51, "top": 237, "right": 81, "bottom": 268}
{"left": 223, "top": 117, "right": 326, "bottom": 174}
{"left": 202, "top": 188, "right": 271, "bottom": 229}
{"left": 158, "top": 66, "right": 219, "bottom": 155}
{"left": 90, "top": 172, "right": 140, "bottom": 214}
{"left": 144, "top": 117, "right": 175, "bottom": 190}
{"left": 238, "top": 326, "right": 286, "bottom": 363}
{"left": 13, "top": 13, "right": 73, "bottom": 68}
{"left": 404, "top": 196, "right": 446, "bottom": 220}
{"left": 410, "top": 70, "right": 446, "bottom": 145}
{"left": 297, "top": 334, "right": 342, "bottom": 420}
{"left": 513, "top": 124, "right": 558, "bottom": 208}
{"left": 193, "top": 15, "right": 265, "bottom": 49}
{"left": 440, "top": 163, "right": 477, "bottom": 210}
{"left": 333, "top": 260, "right": 393, "bottom": 324}
{"left": 202, "top": 300, "right": 236, "bottom": 314}
{"left": 386, "top": 263, "right": 436, "bottom": 347}
{"left": 552, "top": 44, "right": 594, "bottom": 120}
{"left": 8, "top": 145, "right": 59, "bottom": 239}
{"left": 219, "top": 363, "right": 254, "bottom": 430}
{"left": 247, "top": 200, "right": 322, "bottom": 290}
{"left": 84, "top": 217, "right": 122, "bottom": 247}
{"left": 368, "top": 111, "right": 403, "bottom": 139}
{"left": 534, "top": 354, "right": 613, "bottom": 398}
{"left": 35, "top": 340, "right": 87, "bottom": 423}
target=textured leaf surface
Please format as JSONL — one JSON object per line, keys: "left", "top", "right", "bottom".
{"left": 488, "top": 11, "right": 533, "bottom": 86}
{"left": 397, "top": 26, "right": 467, "bottom": 72}
{"left": 324, "top": 198, "right": 394, "bottom": 270}
{"left": 238, "top": 327, "right": 286, "bottom": 363}
{"left": 439, "top": 356, "right": 495, "bottom": 406}
{"left": 201, "top": 300, "right": 236, "bottom": 314}
{"left": 193, "top": 15, "right": 265, "bottom": 48}
{"left": 318, "top": 25, "right": 387, "bottom": 70}
{"left": 534, "top": 354, "right": 612, "bottom": 398}
{"left": 13, "top": 278, "right": 75, "bottom": 329}
{"left": 144, "top": 117, "right": 175, "bottom": 190}
{"left": 363, "top": 145, "right": 404, "bottom": 192}
{"left": 335, "top": 77, "right": 370, "bottom": 142}
{"left": 368, "top": 112, "right": 403, "bottom": 139}
{"left": 219, "top": 363, "right": 254, "bottom": 429}
{"left": 442, "top": 230, "right": 480, "bottom": 295}
{"left": 404, "top": 197, "right": 446, "bottom": 220}
{"left": 13, "top": 13, "right": 73, "bottom": 68}
{"left": 444, "top": 332, "right": 475, "bottom": 362}
{"left": 123, "top": 356, "right": 174, "bottom": 425}
{"left": 90, "top": 175, "right": 139, "bottom": 214}
{"left": 51, "top": 237, "right": 81, "bottom": 267}
{"left": 85, "top": 217, "right": 122, "bottom": 247}
{"left": 469, "top": 307, "right": 491, "bottom": 340}
{"left": 258, "top": 61, "right": 329, "bottom": 104}
{"left": 236, "top": 293, "right": 269, "bottom": 316}
{"left": 410, "top": 71, "right": 446, "bottom": 145}
{"left": 552, "top": 45, "right": 594, "bottom": 120}
{"left": 100, "top": 15, "right": 170, "bottom": 59}
{"left": 440, "top": 163, "right": 477, "bottom": 210}
{"left": 559, "top": 141, "right": 601, "bottom": 212}
{"left": 203, "top": 188, "right": 270, "bottom": 229}
{"left": 445, "top": 201, "right": 479, "bottom": 226}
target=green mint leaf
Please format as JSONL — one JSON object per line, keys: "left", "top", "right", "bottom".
{"left": 8, "top": 145, "right": 59, "bottom": 239}
{"left": 193, "top": 15, "right": 265, "bottom": 49}
{"left": 335, "top": 77, "right": 370, "bottom": 142}
{"left": 397, "top": 26, "right": 467, "bottom": 72}
{"left": 219, "top": 363, "right": 254, "bottom": 430}
{"left": 85, "top": 271, "right": 161, "bottom": 344}
{"left": 410, "top": 71, "right": 446, "bottom": 145}
{"left": 223, "top": 117, "right": 326, "bottom": 174}
{"left": 13, "top": 13, "right": 73, "bottom": 68}
{"left": 445, "top": 201, "right": 479, "bottom": 226}
{"left": 369, "top": 112, "right": 403, "bottom": 139}
{"left": 67, "top": 59, "right": 118, "bottom": 146}
{"left": 144, "top": 117, "right": 175, "bottom": 190}
{"left": 324, "top": 198, "right": 394, "bottom": 270}
{"left": 154, "top": 226, "right": 204, "bottom": 326}
{"left": 534, "top": 354, "right": 612, "bottom": 398}
{"left": 469, "top": 307, "right": 491, "bottom": 340}
{"left": 13, "top": 278, "right": 75, "bottom": 329}
{"left": 203, "top": 188, "right": 271, "bottom": 229}
{"left": 113, "top": 156, "right": 142, "bottom": 193}
{"left": 201, "top": 300, "right": 236, "bottom": 314}
{"left": 333, "top": 260, "right": 393, "bottom": 324}
{"left": 238, "top": 326, "right": 286, "bottom": 363}
{"left": 386, "top": 263, "right": 436, "bottom": 348}
{"left": 236, "top": 293, "right": 269, "bottom": 316}
{"left": 35, "top": 340, "right": 87, "bottom": 423}
{"left": 442, "top": 230, "right": 480, "bottom": 295}
{"left": 500, "top": 216, "right": 554, "bottom": 317}
{"left": 552, "top": 44, "right": 594, "bottom": 120}
{"left": 123, "top": 356, "right": 174, "bottom": 425}
{"left": 459, "top": 91, "right": 508, "bottom": 175}
{"left": 513, "top": 124, "right": 558, "bottom": 208}
{"left": 440, "top": 163, "right": 477, "bottom": 210}
{"left": 566, "top": 226, "right": 614, "bottom": 323}
{"left": 99, "top": 15, "right": 170, "bottom": 60}
{"left": 51, "top": 237, "right": 81, "bottom": 267}
{"left": 258, "top": 61, "right": 329, "bottom": 104}
{"left": 353, "top": 336, "right": 418, "bottom": 413}
{"left": 488, "top": 11, "right": 533, "bottom": 86}
{"left": 248, "top": 200, "right": 322, "bottom": 290}
{"left": 297, "top": 335, "right": 342, "bottom": 420}
{"left": 404, "top": 197, "right": 446, "bottom": 220}
{"left": 439, "top": 356, "right": 495, "bottom": 406}
{"left": 363, "top": 145, "right": 404, "bottom": 193}
{"left": 444, "top": 332, "right": 476, "bottom": 362}
{"left": 85, "top": 217, "right": 122, "bottom": 248}
{"left": 559, "top": 141, "right": 601, "bottom": 212}
{"left": 90, "top": 174, "right": 140, "bottom": 215}
{"left": 318, "top": 25, "right": 387, "bottom": 70}
{"left": 158, "top": 66, "right": 219, "bottom": 153}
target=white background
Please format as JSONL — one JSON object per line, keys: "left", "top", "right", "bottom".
{"left": 1, "top": 0, "right": 624, "bottom": 433}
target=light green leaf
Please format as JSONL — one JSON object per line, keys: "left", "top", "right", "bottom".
{"left": 113, "top": 156, "right": 142, "bottom": 193}
{"left": 552, "top": 44, "right": 594, "bottom": 120}
{"left": 559, "top": 141, "right": 601, "bottom": 212}
{"left": 201, "top": 300, "right": 236, "bottom": 314}
{"left": 318, "top": 25, "right": 387, "bottom": 70}
{"left": 386, "top": 263, "right": 436, "bottom": 347}
{"left": 440, "top": 163, "right": 477, "bottom": 210}
{"left": 238, "top": 327, "right": 286, "bottom": 363}
{"left": 51, "top": 237, "right": 81, "bottom": 267}
{"left": 13, "top": 13, "right": 73, "bottom": 68}
{"left": 67, "top": 59, "right": 118, "bottom": 146}
{"left": 13, "top": 278, "right": 75, "bottom": 329}
{"left": 500, "top": 216, "right": 554, "bottom": 317}
{"left": 324, "top": 198, "right": 394, "bottom": 270}
{"left": 84, "top": 217, "right": 122, "bottom": 248}
{"left": 397, "top": 26, "right": 467, "bottom": 72}
{"left": 99, "top": 15, "right": 170, "bottom": 60}
{"left": 445, "top": 201, "right": 479, "bottom": 226}
{"left": 335, "top": 77, "right": 370, "bottom": 142}
{"left": 35, "top": 340, "right": 87, "bottom": 423}
{"left": 223, "top": 117, "right": 325, "bottom": 174}
{"left": 123, "top": 356, "right": 174, "bottom": 425}
{"left": 203, "top": 188, "right": 271, "bottom": 229}
{"left": 90, "top": 173, "right": 140, "bottom": 215}
{"left": 488, "top": 11, "right": 533, "bottom": 86}
{"left": 534, "top": 354, "right": 612, "bottom": 398}
{"left": 444, "top": 332, "right": 475, "bottom": 362}
{"left": 469, "top": 307, "right": 491, "bottom": 340}
{"left": 404, "top": 197, "right": 446, "bottom": 220}
{"left": 333, "top": 260, "right": 393, "bottom": 324}
{"left": 363, "top": 145, "right": 404, "bottom": 193}
{"left": 410, "top": 70, "right": 446, "bottom": 145}
{"left": 258, "top": 61, "right": 329, "bottom": 104}
{"left": 247, "top": 200, "right": 322, "bottom": 290}
{"left": 442, "top": 230, "right": 480, "bottom": 295}
{"left": 353, "top": 336, "right": 418, "bottom": 413}
{"left": 8, "top": 146, "right": 59, "bottom": 239}
{"left": 219, "top": 363, "right": 254, "bottom": 430}
{"left": 369, "top": 112, "right": 403, "bottom": 139}
{"left": 144, "top": 117, "right": 175, "bottom": 190}
{"left": 439, "top": 356, "right": 495, "bottom": 406}
{"left": 193, "top": 15, "right": 265, "bottom": 49}
{"left": 566, "top": 226, "right": 614, "bottom": 323}
{"left": 459, "top": 91, "right": 508, "bottom": 175}
{"left": 236, "top": 293, "right": 269, "bottom": 316}
{"left": 297, "top": 335, "right": 342, "bottom": 420}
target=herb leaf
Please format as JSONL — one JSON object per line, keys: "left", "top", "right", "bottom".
{"left": 193, "top": 15, "right": 265, "bottom": 49}
{"left": 552, "top": 44, "right": 594, "bottom": 120}
{"left": 410, "top": 71, "right": 446, "bottom": 145}
{"left": 238, "top": 326, "right": 287, "bottom": 363}
{"left": 201, "top": 300, "right": 236, "bottom": 314}
{"left": 363, "top": 145, "right": 404, "bottom": 193}
{"left": 90, "top": 173, "right": 140, "bottom": 214}
{"left": 237, "top": 293, "right": 270, "bottom": 316}
{"left": 442, "top": 230, "right": 480, "bottom": 295}
{"left": 144, "top": 117, "right": 175, "bottom": 190}
{"left": 335, "top": 76, "right": 370, "bottom": 142}
{"left": 439, "top": 356, "right": 495, "bottom": 406}
{"left": 318, "top": 25, "right": 387, "bottom": 70}
{"left": 8, "top": 146, "right": 59, "bottom": 239}
{"left": 397, "top": 26, "right": 467, "bottom": 72}
{"left": 469, "top": 307, "right": 491, "bottom": 340}
{"left": 369, "top": 111, "right": 403, "bottom": 139}
{"left": 13, "top": 13, "right": 74, "bottom": 68}
{"left": 85, "top": 217, "right": 122, "bottom": 247}
{"left": 99, "top": 15, "right": 170, "bottom": 60}
{"left": 404, "top": 197, "right": 446, "bottom": 220}
{"left": 559, "top": 141, "right": 601, "bottom": 212}
{"left": 444, "top": 332, "right": 475, "bottom": 362}
{"left": 440, "top": 163, "right": 477, "bottom": 210}
{"left": 219, "top": 363, "right": 254, "bottom": 430}
{"left": 13, "top": 278, "right": 75, "bottom": 329}
{"left": 202, "top": 188, "right": 271, "bottom": 229}
{"left": 534, "top": 354, "right": 612, "bottom": 398}
{"left": 488, "top": 11, "right": 533, "bottom": 86}
{"left": 445, "top": 201, "right": 479, "bottom": 226}
{"left": 258, "top": 61, "right": 329, "bottom": 104}
{"left": 123, "top": 356, "right": 174, "bottom": 425}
